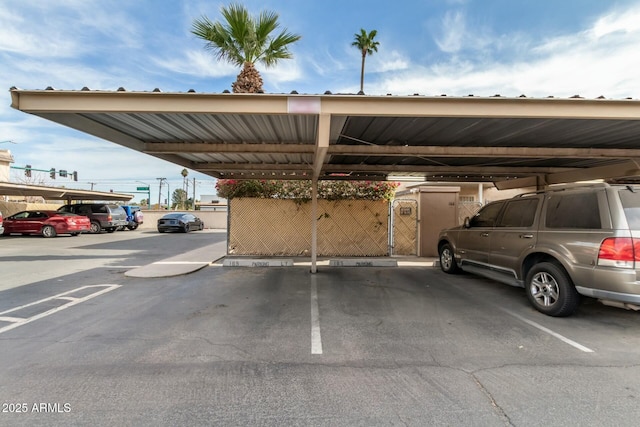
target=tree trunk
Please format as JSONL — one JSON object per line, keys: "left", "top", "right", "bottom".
{"left": 232, "top": 62, "right": 264, "bottom": 93}
{"left": 359, "top": 51, "right": 366, "bottom": 93}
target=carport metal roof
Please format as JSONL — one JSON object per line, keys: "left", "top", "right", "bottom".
{"left": 10, "top": 88, "right": 640, "bottom": 190}
{"left": 0, "top": 182, "right": 133, "bottom": 202}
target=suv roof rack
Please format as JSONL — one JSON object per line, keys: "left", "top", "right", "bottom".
{"left": 515, "top": 182, "right": 611, "bottom": 198}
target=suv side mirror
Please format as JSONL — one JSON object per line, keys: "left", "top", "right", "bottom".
{"left": 464, "top": 217, "right": 471, "bottom": 228}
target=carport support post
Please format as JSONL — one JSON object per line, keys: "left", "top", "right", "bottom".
{"left": 311, "top": 113, "right": 330, "bottom": 274}
{"left": 311, "top": 177, "right": 318, "bottom": 273}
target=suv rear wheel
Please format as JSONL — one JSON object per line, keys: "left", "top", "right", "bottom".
{"left": 525, "top": 262, "right": 580, "bottom": 317}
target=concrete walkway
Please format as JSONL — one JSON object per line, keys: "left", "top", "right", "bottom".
{"left": 125, "top": 240, "right": 228, "bottom": 278}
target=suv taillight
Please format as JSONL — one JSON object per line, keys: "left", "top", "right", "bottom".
{"left": 598, "top": 237, "right": 640, "bottom": 268}
{"left": 107, "top": 214, "right": 112, "bottom": 221}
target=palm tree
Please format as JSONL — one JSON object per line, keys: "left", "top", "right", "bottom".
{"left": 352, "top": 28, "right": 380, "bottom": 94}
{"left": 192, "top": 3, "right": 301, "bottom": 93}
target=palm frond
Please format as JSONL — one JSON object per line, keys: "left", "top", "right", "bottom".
{"left": 192, "top": 3, "right": 301, "bottom": 90}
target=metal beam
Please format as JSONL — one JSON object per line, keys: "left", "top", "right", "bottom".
{"left": 145, "top": 142, "right": 640, "bottom": 159}
{"left": 320, "top": 164, "right": 571, "bottom": 174}
{"left": 545, "top": 159, "right": 640, "bottom": 184}
{"left": 195, "top": 163, "right": 310, "bottom": 172}
{"left": 327, "top": 145, "right": 640, "bottom": 159}
{"left": 143, "top": 142, "right": 315, "bottom": 154}
{"left": 194, "top": 162, "right": 570, "bottom": 174}
{"left": 493, "top": 159, "right": 640, "bottom": 190}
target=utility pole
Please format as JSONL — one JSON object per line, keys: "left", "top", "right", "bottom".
{"left": 156, "top": 177, "right": 166, "bottom": 209}
{"left": 181, "top": 168, "right": 188, "bottom": 209}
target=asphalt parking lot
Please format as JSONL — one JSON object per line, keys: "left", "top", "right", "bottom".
{"left": 1, "top": 231, "right": 640, "bottom": 426}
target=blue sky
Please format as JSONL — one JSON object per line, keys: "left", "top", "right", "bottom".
{"left": 1, "top": 0, "right": 640, "bottom": 202}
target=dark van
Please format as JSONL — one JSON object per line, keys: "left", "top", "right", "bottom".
{"left": 58, "top": 203, "right": 127, "bottom": 233}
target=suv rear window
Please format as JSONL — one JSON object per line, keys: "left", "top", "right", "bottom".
{"left": 619, "top": 188, "right": 640, "bottom": 229}
{"left": 545, "top": 192, "right": 601, "bottom": 229}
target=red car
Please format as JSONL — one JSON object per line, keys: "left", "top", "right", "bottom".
{"left": 2, "top": 210, "right": 91, "bottom": 238}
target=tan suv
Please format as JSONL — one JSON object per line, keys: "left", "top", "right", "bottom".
{"left": 438, "top": 183, "right": 640, "bottom": 317}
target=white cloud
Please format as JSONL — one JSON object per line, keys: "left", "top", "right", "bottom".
{"left": 2, "top": 56, "right": 157, "bottom": 92}
{"left": 373, "top": 50, "right": 409, "bottom": 73}
{"left": 374, "top": 4, "right": 640, "bottom": 98}
{"left": 436, "top": 10, "right": 466, "bottom": 53}
{"left": 305, "top": 48, "right": 349, "bottom": 77}
{"left": 591, "top": 6, "right": 640, "bottom": 38}
{"left": 0, "top": 1, "right": 141, "bottom": 58}
{"left": 262, "top": 59, "right": 303, "bottom": 86}
{"left": 154, "top": 49, "right": 238, "bottom": 78}
{"left": 0, "top": 8, "right": 78, "bottom": 57}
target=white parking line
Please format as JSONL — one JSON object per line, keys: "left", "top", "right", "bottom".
{"left": 0, "top": 284, "right": 121, "bottom": 335}
{"left": 502, "top": 308, "right": 595, "bottom": 353}
{"left": 310, "top": 276, "right": 323, "bottom": 355}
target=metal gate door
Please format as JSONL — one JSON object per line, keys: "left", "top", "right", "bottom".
{"left": 389, "top": 199, "right": 418, "bottom": 256}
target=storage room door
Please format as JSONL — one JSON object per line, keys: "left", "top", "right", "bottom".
{"left": 419, "top": 191, "right": 459, "bottom": 257}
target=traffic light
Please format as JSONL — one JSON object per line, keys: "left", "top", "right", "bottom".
{"left": 73, "top": 171, "right": 78, "bottom": 181}
{"left": 25, "top": 165, "right": 31, "bottom": 178}
{"left": 50, "top": 168, "right": 56, "bottom": 179}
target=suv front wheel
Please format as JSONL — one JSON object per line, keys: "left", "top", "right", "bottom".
{"left": 439, "top": 243, "right": 460, "bottom": 274}
{"left": 525, "top": 262, "right": 579, "bottom": 317}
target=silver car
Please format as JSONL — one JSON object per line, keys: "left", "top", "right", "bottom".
{"left": 437, "top": 183, "right": 640, "bottom": 317}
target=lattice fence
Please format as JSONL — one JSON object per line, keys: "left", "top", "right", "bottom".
{"left": 458, "top": 201, "right": 483, "bottom": 224}
{"left": 228, "top": 198, "right": 389, "bottom": 256}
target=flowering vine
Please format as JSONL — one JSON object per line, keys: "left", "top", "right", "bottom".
{"left": 215, "top": 179, "right": 399, "bottom": 202}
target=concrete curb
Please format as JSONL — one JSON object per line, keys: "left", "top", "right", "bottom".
{"left": 125, "top": 243, "right": 439, "bottom": 277}
{"left": 223, "top": 259, "right": 294, "bottom": 267}
{"left": 329, "top": 258, "right": 398, "bottom": 267}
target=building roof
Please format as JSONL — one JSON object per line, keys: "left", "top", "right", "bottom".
{"left": 10, "top": 88, "right": 640, "bottom": 189}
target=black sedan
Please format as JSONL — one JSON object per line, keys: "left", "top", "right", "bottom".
{"left": 157, "top": 213, "right": 204, "bottom": 233}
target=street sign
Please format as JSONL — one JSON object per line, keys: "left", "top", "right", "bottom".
{"left": 136, "top": 186, "right": 150, "bottom": 191}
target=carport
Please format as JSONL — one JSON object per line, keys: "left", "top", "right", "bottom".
{"left": 0, "top": 182, "right": 134, "bottom": 202}
{"left": 10, "top": 88, "right": 640, "bottom": 271}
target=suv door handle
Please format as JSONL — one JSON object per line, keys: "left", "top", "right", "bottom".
{"left": 520, "top": 234, "right": 534, "bottom": 239}
{"left": 481, "top": 232, "right": 490, "bottom": 237}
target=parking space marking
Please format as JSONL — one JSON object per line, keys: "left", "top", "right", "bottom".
{"left": 502, "top": 308, "right": 594, "bottom": 353}
{"left": 0, "top": 284, "right": 121, "bottom": 335}
{"left": 310, "top": 276, "right": 323, "bottom": 355}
